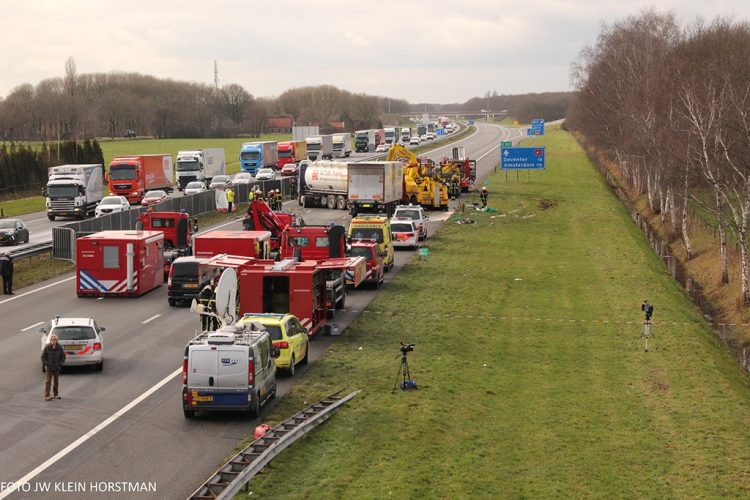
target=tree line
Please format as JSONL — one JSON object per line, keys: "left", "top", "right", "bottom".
{"left": 567, "top": 10, "right": 750, "bottom": 304}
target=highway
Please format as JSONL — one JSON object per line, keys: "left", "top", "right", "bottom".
{"left": 0, "top": 122, "right": 524, "bottom": 499}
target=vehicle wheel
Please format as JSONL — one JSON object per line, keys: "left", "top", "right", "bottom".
{"left": 9, "top": 235, "right": 16, "bottom": 246}
{"left": 336, "top": 195, "right": 346, "bottom": 210}
{"left": 298, "top": 196, "right": 304, "bottom": 206}
{"left": 168, "top": 298, "right": 176, "bottom": 306}
{"left": 24, "top": 234, "right": 29, "bottom": 243}
{"left": 183, "top": 408, "right": 195, "bottom": 419}
{"left": 326, "top": 195, "right": 336, "bottom": 210}
{"left": 301, "top": 344, "right": 309, "bottom": 365}
{"left": 48, "top": 215, "right": 56, "bottom": 221}
{"left": 287, "top": 354, "right": 296, "bottom": 377}
{"left": 95, "top": 361, "right": 103, "bottom": 372}
{"left": 249, "top": 393, "right": 261, "bottom": 418}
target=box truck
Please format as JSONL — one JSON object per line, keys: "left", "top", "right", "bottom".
{"left": 277, "top": 140, "right": 307, "bottom": 169}
{"left": 175, "top": 149, "right": 226, "bottom": 190}
{"left": 384, "top": 127, "right": 398, "bottom": 145}
{"left": 108, "top": 154, "right": 173, "bottom": 203}
{"left": 306, "top": 135, "right": 334, "bottom": 161}
{"left": 292, "top": 126, "right": 319, "bottom": 142}
{"left": 298, "top": 160, "right": 348, "bottom": 210}
{"left": 239, "top": 141, "right": 279, "bottom": 175}
{"left": 347, "top": 161, "right": 403, "bottom": 217}
{"left": 332, "top": 133, "right": 352, "bottom": 158}
{"left": 44, "top": 164, "right": 104, "bottom": 221}
{"left": 400, "top": 128, "right": 412, "bottom": 144}
{"left": 355, "top": 129, "right": 376, "bottom": 153}
{"left": 76, "top": 230, "right": 164, "bottom": 297}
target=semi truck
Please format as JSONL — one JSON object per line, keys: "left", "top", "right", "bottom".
{"left": 400, "top": 128, "right": 412, "bottom": 144}
{"left": 306, "top": 135, "right": 334, "bottom": 161}
{"left": 298, "top": 160, "right": 348, "bottom": 210}
{"left": 108, "top": 154, "right": 173, "bottom": 203}
{"left": 239, "top": 141, "right": 279, "bottom": 175}
{"left": 374, "top": 129, "right": 385, "bottom": 147}
{"left": 44, "top": 164, "right": 104, "bottom": 221}
{"left": 347, "top": 161, "right": 403, "bottom": 217}
{"left": 417, "top": 124, "right": 427, "bottom": 137}
{"left": 384, "top": 127, "right": 398, "bottom": 145}
{"left": 277, "top": 140, "right": 307, "bottom": 169}
{"left": 175, "top": 149, "right": 226, "bottom": 190}
{"left": 292, "top": 126, "right": 319, "bottom": 142}
{"left": 355, "top": 129, "right": 376, "bottom": 153}
{"left": 332, "top": 133, "right": 352, "bottom": 158}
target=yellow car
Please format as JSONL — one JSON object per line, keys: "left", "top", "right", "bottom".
{"left": 239, "top": 313, "right": 309, "bottom": 376}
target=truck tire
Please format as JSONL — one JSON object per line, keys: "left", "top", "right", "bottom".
{"left": 327, "top": 195, "right": 336, "bottom": 210}
{"left": 48, "top": 215, "right": 56, "bottom": 221}
{"left": 336, "top": 195, "right": 346, "bottom": 210}
{"left": 168, "top": 298, "right": 176, "bottom": 306}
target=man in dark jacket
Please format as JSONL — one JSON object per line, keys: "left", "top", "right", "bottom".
{"left": 1, "top": 254, "right": 12, "bottom": 294}
{"left": 41, "top": 334, "right": 66, "bottom": 400}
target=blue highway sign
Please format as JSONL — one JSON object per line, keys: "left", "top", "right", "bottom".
{"left": 501, "top": 147, "right": 546, "bottom": 170}
{"left": 530, "top": 118, "right": 544, "bottom": 136}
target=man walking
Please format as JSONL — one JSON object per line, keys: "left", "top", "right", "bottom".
{"left": 226, "top": 186, "right": 235, "bottom": 213}
{"left": 41, "top": 334, "right": 66, "bottom": 400}
{"left": 1, "top": 254, "right": 13, "bottom": 295}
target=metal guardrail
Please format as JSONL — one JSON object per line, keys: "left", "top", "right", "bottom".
{"left": 4, "top": 241, "right": 53, "bottom": 259}
{"left": 188, "top": 390, "right": 359, "bottom": 500}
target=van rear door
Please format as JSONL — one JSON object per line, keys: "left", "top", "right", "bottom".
{"left": 186, "top": 346, "right": 218, "bottom": 408}
{"left": 214, "top": 344, "right": 251, "bottom": 408}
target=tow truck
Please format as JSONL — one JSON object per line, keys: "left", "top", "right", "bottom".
{"left": 386, "top": 144, "right": 448, "bottom": 210}
{"left": 137, "top": 211, "right": 198, "bottom": 278}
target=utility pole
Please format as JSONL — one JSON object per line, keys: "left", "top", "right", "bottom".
{"left": 214, "top": 60, "right": 219, "bottom": 91}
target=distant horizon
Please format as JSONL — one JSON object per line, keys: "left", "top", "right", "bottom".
{"left": 2, "top": 1, "right": 749, "bottom": 102}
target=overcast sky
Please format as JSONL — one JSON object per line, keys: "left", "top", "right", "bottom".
{"left": 2, "top": 1, "right": 749, "bottom": 104}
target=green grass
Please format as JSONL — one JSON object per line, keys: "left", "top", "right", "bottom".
{"left": 13, "top": 253, "right": 75, "bottom": 289}
{"left": 239, "top": 128, "right": 750, "bottom": 498}
{"left": 0, "top": 195, "right": 46, "bottom": 217}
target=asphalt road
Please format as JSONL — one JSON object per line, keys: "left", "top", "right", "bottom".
{"left": 0, "top": 122, "right": 524, "bottom": 499}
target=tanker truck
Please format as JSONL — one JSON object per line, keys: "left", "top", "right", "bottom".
{"left": 298, "top": 160, "right": 349, "bottom": 210}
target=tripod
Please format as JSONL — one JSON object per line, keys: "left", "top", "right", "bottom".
{"left": 641, "top": 320, "right": 654, "bottom": 352}
{"left": 392, "top": 353, "right": 417, "bottom": 393}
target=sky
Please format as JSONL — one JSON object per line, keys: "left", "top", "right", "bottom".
{"left": 1, "top": 0, "right": 749, "bottom": 104}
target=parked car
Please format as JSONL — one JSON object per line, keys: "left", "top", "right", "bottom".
{"left": 39, "top": 317, "right": 105, "bottom": 371}
{"left": 409, "top": 136, "right": 421, "bottom": 146}
{"left": 393, "top": 204, "right": 428, "bottom": 240}
{"left": 375, "top": 143, "right": 390, "bottom": 153}
{"left": 95, "top": 196, "right": 131, "bottom": 217}
{"left": 390, "top": 217, "right": 420, "bottom": 249}
{"left": 232, "top": 172, "right": 254, "bottom": 185}
{"left": 141, "top": 190, "right": 169, "bottom": 207}
{"left": 239, "top": 313, "right": 309, "bottom": 376}
{"left": 208, "top": 175, "right": 232, "bottom": 190}
{"left": 255, "top": 168, "right": 275, "bottom": 181}
{"left": 184, "top": 181, "right": 208, "bottom": 196}
{"left": 280, "top": 163, "right": 299, "bottom": 177}
{"left": 0, "top": 218, "right": 29, "bottom": 245}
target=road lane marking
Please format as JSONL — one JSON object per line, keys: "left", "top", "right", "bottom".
{"left": 20, "top": 321, "right": 44, "bottom": 332}
{"left": 0, "top": 276, "right": 76, "bottom": 306}
{"left": 142, "top": 314, "right": 161, "bottom": 324}
{"left": 0, "top": 366, "right": 181, "bottom": 500}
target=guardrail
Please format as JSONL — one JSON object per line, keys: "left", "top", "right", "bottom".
{"left": 4, "top": 242, "right": 53, "bottom": 260}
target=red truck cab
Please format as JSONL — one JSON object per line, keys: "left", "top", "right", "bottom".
{"left": 138, "top": 211, "right": 197, "bottom": 278}
{"left": 108, "top": 154, "right": 174, "bottom": 204}
{"left": 347, "top": 239, "right": 384, "bottom": 288}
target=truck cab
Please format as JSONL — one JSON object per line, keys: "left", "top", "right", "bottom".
{"left": 347, "top": 239, "right": 384, "bottom": 288}
{"left": 138, "top": 211, "right": 198, "bottom": 278}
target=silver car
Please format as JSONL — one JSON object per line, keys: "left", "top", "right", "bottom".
{"left": 184, "top": 181, "right": 208, "bottom": 196}
{"left": 233, "top": 172, "right": 254, "bottom": 185}
{"left": 255, "top": 168, "right": 275, "bottom": 181}
{"left": 40, "top": 317, "right": 105, "bottom": 371}
{"left": 209, "top": 175, "right": 232, "bottom": 190}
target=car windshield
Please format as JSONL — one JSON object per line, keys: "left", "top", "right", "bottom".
{"left": 109, "top": 165, "right": 136, "bottom": 180}
{"left": 51, "top": 326, "right": 96, "bottom": 341}
{"left": 186, "top": 182, "right": 204, "bottom": 189}
{"left": 395, "top": 210, "right": 420, "bottom": 220}
{"left": 349, "top": 247, "right": 372, "bottom": 259}
{"left": 262, "top": 325, "right": 282, "bottom": 341}
{"left": 0, "top": 220, "right": 17, "bottom": 229}
{"left": 391, "top": 223, "right": 413, "bottom": 232}
{"left": 350, "top": 228, "right": 383, "bottom": 243}
{"left": 235, "top": 174, "right": 251, "bottom": 180}
{"left": 46, "top": 185, "right": 79, "bottom": 198}
{"left": 258, "top": 170, "right": 271, "bottom": 175}
{"left": 100, "top": 198, "right": 121, "bottom": 205}
{"left": 241, "top": 152, "right": 260, "bottom": 160}
{"left": 145, "top": 191, "right": 165, "bottom": 199}
{"left": 176, "top": 160, "right": 200, "bottom": 171}
{"left": 213, "top": 176, "right": 228, "bottom": 183}
{"left": 171, "top": 262, "right": 198, "bottom": 278}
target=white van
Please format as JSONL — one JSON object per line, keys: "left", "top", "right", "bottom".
{"left": 182, "top": 322, "right": 278, "bottom": 418}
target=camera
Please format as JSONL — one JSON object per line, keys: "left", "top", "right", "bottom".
{"left": 400, "top": 342, "right": 415, "bottom": 354}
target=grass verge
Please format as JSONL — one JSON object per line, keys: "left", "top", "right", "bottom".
{"left": 237, "top": 128, "right": 750, "bottom": 498}
{"left": 0, "top": 195, "right": 46, "bottom": 218}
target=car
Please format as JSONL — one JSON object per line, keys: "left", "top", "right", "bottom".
{"left": 239, "top": 313, "right": 309, "bottom": 376}
{"left": 95, "top": 196, "right": 131, "bottom": 217}
{"left": 390, "top": 217, "right": 420, "bottom": 249}
{"left": 375, "top": 143, "right": 390, "bottom": 153}
{"left": 184, "top": 181, "right": 208, "bottom": 196}
{"left": 141, "top": 190, "right": 169, "bottom": 207}
{"left": 426, "top": 132, "right": 435, "bottom": 141}
{"left": 347, "top": 239, "right": 385, "bottom": 288}
{"left": 208, "top": 175, "right": 232, "bottom": 190}
{"left": 393, "top": 204, "right": 428, "bottom": 240}
{"left": 39, "top": 317, "right": 105, "bottom": 371}
{"left": 280, "top": 163, "right": 299, "bottom": 177}
{"left": 232, "top": 172, "right": 254, "bottom": 185}
{"left": 0, "top": 218, "right": 29, "bottom": 245}
{"left": 419, "top": 134, "right": 428, "bottom": 142}
{"left": 409, "top": 136, "right": 421, "bottom": 146}
{"left": 255, "top": 168, "right": 275, "bottom": 181}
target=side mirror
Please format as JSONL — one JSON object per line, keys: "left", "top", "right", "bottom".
{"left": 271, "top": 346, "right": 281, "bottom": 359}
{"left": 38, "top": 327, "right": 47, "bottom": 334}
{"left": 99, "top": 327, "right": 106, "bottom": 332}
{"left": 424, "top": 214, "right": 430, "bottom": 219}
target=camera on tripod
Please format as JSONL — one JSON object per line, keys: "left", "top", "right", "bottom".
{"left": 400, "top": 342, "right": 415, "bottom": 354}
{"left": 392, "top": 342, "right": 417, "bottom": 392}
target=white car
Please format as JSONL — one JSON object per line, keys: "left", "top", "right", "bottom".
{"left": 375, "top": 143, "right": 390, "bottom": 153}
{"left": 419, "top": 134, "right": 428, "bottom": 142}
{"left": 95, "top": 196, "right": 130, "bottom": 217}
{"left": 393, "top": 204, "right": 428, "bottom": 240}
{"left": 184, "top": 181, "right": 208, "bottom": 196}
{"left": 209, "top": 175, "right": 232, "bottom": 190}
{"left": 390, "top": 218, "right": 420, "bottom": 249}
{"left": 426, "top": 132, "right": 435, "bottom": 140}
{"left": 233, "top": 172, "right": 254, "bottom": 185}
{"left": 409, "top": 136, "right": 421, "bottom": 146}
{"left": 40, "top": 317, "right": 105, "bottom": 371}
{"left": 255, "top": 168, "right": 275, "bottom": 181}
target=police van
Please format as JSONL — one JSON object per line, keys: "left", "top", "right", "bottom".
{"left": 182, "top": 322, "right": 278, "bottom": 418}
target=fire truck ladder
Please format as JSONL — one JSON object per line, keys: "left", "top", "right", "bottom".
{"left": 188, "top": 389, "right": 359, "bottom": 500}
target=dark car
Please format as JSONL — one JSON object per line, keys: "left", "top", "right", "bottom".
{"left": 0, "top": 219, "right": 30, "bottom": 245}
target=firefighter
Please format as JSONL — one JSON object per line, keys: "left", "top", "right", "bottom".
{"left": 275, "top": 189, "right": 283, "bottom": 210}
{"left": 480, "top": 186, "right": 488, "bottom": 208}
{"left": 199, "top": 285, "right": 215, "bottom": 331}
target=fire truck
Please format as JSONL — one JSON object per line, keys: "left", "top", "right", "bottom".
{"left": 193, "top": 230, "right": 272, "bottom": 260}
{"left": 137, "top": 211, "right": 198, "bottom": 278}
{"left": 439, "top": 146, "right": 477, "bottom": 194}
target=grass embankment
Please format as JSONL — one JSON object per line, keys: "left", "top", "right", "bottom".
{"left": 0, "top": 196, "right": 46, "bottom": 217}
{"left": 241, "top": 128, "right": 750, "bottom": 498}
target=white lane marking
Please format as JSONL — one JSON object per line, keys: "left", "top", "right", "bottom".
{"left": 26, "top": 217, "right": 52, "bottom": 224}
{"left": 20, "top": 321, "right": 44, "bottom": 332}
{"left": 0, "top": 367, "right": 181, "bottom": 500}
{"left": 0, "top": 276, "right": 76, "bottom": 306}
{"left": 141, "top": 314, "right": 161, "bottom": 324}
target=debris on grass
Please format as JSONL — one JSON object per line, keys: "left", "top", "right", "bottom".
{"left": 538, "top": 198, "right": 559, "bottom": 210}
